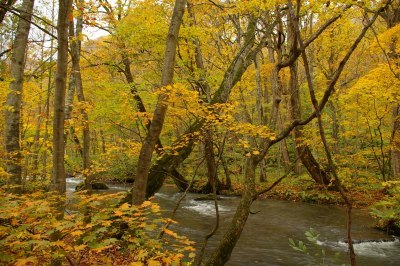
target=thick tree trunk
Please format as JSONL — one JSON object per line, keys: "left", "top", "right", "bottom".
{"left": 132, "top": 0, "right": 187, "bottom": 205}
{"left": 5, "top": 0, "right": 34, "bottom": 193}
{"left": 50, "top": 0, "right": 72, "bottom": 193}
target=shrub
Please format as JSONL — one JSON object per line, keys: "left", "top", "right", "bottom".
{"left": 0, "top": 190, "right": 195, "bottom": 265}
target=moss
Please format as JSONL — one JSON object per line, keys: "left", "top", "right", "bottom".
{"left": 75, "top": 181, "right": 109, "bottom": 191}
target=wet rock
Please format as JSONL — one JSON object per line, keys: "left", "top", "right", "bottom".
{"left": 75, "top": 181, "right": 109, "bottom": 191}
{"left": 194, "top": 194, "right": 222, "bottom": 201}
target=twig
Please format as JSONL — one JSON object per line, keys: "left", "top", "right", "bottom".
{"left": 158, "top": 156, "right": 205, "bottom": 239}
{"left": 0, "top": 48, "right": 11, "bottom": 57}
{"left": 287, "top": 1, "right": 388, "bottom": 265}
{"left": 0, "top": 5, "right": 57, "bottom": 39}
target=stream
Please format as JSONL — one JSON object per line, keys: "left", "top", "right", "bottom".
{"left": 66, "top": 178, "right": 400, "bottom": 265}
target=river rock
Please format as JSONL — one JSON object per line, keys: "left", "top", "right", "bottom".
{"left": 194, "top": 194, "right": 222, "bottom": 201}
{"left": 75, "top": 181, "right": 109, "bottom": 191}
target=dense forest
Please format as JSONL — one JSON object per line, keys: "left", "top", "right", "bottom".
{"left": 1, "top": 0, "right": 400, "bottom": 265}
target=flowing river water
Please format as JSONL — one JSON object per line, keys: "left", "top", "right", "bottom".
{"left": 66, "top": 178, "right": 400, "bottom": 265}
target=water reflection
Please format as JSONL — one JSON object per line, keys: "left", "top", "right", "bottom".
{"left": 66, "top": 178, "right": 400, "bottom": 265}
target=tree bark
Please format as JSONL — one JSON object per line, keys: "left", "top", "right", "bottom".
{"left": 289, "top": 61, "right": 331, "bottom": 185}
{"left": 204, "top": 157, "right": 257, "bottom": 266}
{"left": 287, "top": 14, "right": 331, "bottom": 185}
{"left": 203, "top": 128, "right": 222, "bottom": 193}
{"left": 70, "top": 2, "right": 91, "bottom": 189}
{"left": 254, "top": 53, "right": 267, "bottom": 181}
{"left": 50, "top": 0, "right": 72, "bottom": 193}
{"left": 145, "top": 17, "right": 262, "bottom": 196}
{"left": 392, "top": 104, "right": 400, "bottom": 178}
{"left": 122, "top": 56, "right": 189, "bottom": 191}
{"left": 132, "top": 0, "right": 187, "bottom": 205}
{"left": 380, "top": 4, "right": 400, "bottom": 179}
{"left": 5, "top": 0, "right": 34, "bottom": 193}
{"left": 0, "top": 0, "right": 16, "bottom": 24}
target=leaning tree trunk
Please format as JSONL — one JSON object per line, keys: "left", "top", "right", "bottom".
{"left": 122, "top": 54, "right": 189, "bottom": 191}
{"left": 289, "top": 62, "right": 330, "bottom": 185}
{"left": 132, "top": 0, "right": 187, "bottom": 205}
{"left": 50, "top": 0, "right": 72, "bottom": 193}
{"left": 287, "top": 20, "right": 330, "bottom": 185}
{"left": 5, "top": 0, "right": 34, "bottom": 193}
{"left": 145, "top": 17, "right": 261, "bottom": 196}
{"left": 204, "top": 157, "right": 258, "bottom": 265}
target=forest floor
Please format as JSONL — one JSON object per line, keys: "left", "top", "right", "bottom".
{"left": 219, "top": 174, "right": 387, "bottom": 209}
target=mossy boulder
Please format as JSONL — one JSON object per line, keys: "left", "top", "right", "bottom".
{"left": 75, "top": 181, "right": 109, "bottom": 191}
{"left": 194, "top": 194, "right": 222, "bottom": 201}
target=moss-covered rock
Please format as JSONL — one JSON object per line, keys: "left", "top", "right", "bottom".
{"left": 75, "top": 181, "right": 109, "bottom": 191}
{"left": 194, "top": 194, "right": 222, "bottom": 201}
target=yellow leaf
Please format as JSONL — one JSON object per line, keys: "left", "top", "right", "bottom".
{"left": 14, "top": 256, "right": 37, "bottom": 266}
{"left": 163, "top": 228, "right": 178, "bottom": 238}
{"left": 161, "top": 257, "right": 172, "bottom": 264}
{"left": 51, "top": 240, "right": 66, "bottom": 248}
{"left": 93, "top": 245, "right": 112, "bottom": 252}
{"left": 141, "top": 201, "right": 151, "bottom": 208}
{"left": 130, "top": 262, "right": 144, "bottom": 266}
{"left": 252, "top": 150, "right": 260, "bottom": 155}
{"left": 114, "top": 210, "right": 124, "bottom": 217}
{"left": 74, "top": 244, "right": 87, "bottom": 251}
{"left": 119, "top": 202, "right": 130, "bottom": 210}
{"left": 102, "top": 220, "right": 112, "bottom": 226}
{"left": 31, "top": 234, "right": 42, "bottom": 240}
{"left": 148, "top": 259, "right": 161, "bottom": 266}
{"left": 71, "top": 230, "right": 84, "bottom": 236}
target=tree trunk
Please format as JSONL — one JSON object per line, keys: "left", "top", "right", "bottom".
{"left": 380, "top": 6, "right": 400, "bottom": 179}
{"left": 50, "top": 0, "right": 72, "bottom": 193}
{"left": 288, "top": 7, "right": 330, "bottom": 185}
{"left": 145, "top": 17, "right": 261, "bottom": 197}
{"left": 100, "top": 129, "right": 106, "bottom": 153}
{"left": 221, "top": 157, "right": 232, "bottom": 189}
{"left": 203, "top": 129, "right": 222, "bottom": 194}
{"left": 122, "top": 55, "right": 189, "bottom": 191}
{"left": 328, "top": 100, "right": 340, "bottom": 153}
{"left": 254, "top": 53, "right": 267, "bottom": 181}
{"left": 0, "top": 0, "right": 16, "bottom": 24}
{"left": 289, "top": 62, "right": 330, "bottom": 185}
{"left": 70, "top": 2, "right": 91, "bottom": 189}
{"left": 132, "top": 0, "right": 187, "bottom": 205}
{"left": 392, "top": 104, "right": 400, "bottom": 178}
{"left": 5, "top": 0, "right": 34, "bottom": 193}
{"left": 287, "top": 18, "right": 330, "bottom": 185}
{"left": 204, "top": 157, "right": 257, "bottom": 265}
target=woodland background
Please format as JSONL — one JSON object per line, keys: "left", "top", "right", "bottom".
{"left": 0, "top": 0, "right": 400, "bottom": 265}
